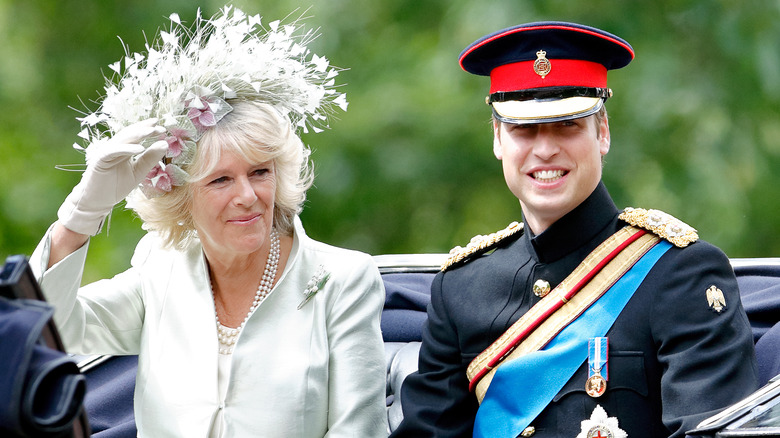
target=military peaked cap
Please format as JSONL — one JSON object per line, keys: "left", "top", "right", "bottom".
{"left": 459, "top": 22, "right": 634, "bottom": 124}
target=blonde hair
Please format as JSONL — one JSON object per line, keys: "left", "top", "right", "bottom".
{"left": 129, "top": 101, "right": 314, "bottom": 249}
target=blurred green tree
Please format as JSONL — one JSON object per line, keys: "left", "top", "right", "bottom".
{"left": 1, "top": 0, "right": 778, "bottom": 283}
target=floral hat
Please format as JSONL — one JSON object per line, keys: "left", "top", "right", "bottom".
{"left": 75, "top": 6, "right": 348, "bottom": 198}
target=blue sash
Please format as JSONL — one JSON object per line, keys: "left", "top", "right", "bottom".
{"left": 473, "top": 240, "right": 672, "bottom": 438}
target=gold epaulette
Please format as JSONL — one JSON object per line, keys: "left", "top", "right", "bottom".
{"left": 441, "top": 221, "right": 524, "bottom": 271}
{"left": 618, "top": 207, "right": 699, "bottom": 248}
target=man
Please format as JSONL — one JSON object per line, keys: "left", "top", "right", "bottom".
{"left": 392, "top": 22, "right": 758, "bottom": 438}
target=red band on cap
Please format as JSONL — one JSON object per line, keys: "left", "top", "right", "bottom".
{"left": 489, "top": 59, "right": 607, "bottom": 93}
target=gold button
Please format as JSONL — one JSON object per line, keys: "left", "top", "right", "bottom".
{"left": 533, "top": 279, "right": 550, "bottom": 298}
{"left": 521, "top": 425, "right": 536, "bottom": 437}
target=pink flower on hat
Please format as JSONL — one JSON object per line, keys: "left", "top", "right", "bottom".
{"left": 186, "top": 96, "right": 218, "bottom": 130}
{"left": 165, "top": 134, "right": 187, "bottom": 158}
{"left": 140, "top": 162, "right": 187, "bottom": 198}
{"left": 142, "top": 163, "right": 174, "bottom": 195}
{"left": 164, "top": 123, "right": 197, "bottom": 159}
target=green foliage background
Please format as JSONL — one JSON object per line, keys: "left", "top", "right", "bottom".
{"left": 1, "top": 0, "right": 779, "bottom": 283}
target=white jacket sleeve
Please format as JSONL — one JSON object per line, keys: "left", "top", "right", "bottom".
{"left": 29, "top": 224, "right": 146, "bottom": 355}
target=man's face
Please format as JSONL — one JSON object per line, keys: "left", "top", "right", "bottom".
{"left": 493, "top": 113, "right": 610, "bottom": 234}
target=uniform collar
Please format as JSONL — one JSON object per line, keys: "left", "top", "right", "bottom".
{"left": 525, "top": 182, "right": 618, "bottom": 263}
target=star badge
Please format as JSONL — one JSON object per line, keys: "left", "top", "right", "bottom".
{"left": 577, "top": 405, "right": 627, "bottom": 438}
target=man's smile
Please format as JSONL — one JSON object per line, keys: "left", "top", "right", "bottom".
{"left": 531, "top": 169, "right": 567, "bottom": 183}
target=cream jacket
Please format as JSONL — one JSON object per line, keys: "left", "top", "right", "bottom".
{"left": 31, "top": 217, "right": 388, "bottom": 437}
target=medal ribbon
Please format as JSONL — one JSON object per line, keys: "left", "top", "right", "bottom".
{"left": 588, "top": 337, "right": 608, "bottom": 380}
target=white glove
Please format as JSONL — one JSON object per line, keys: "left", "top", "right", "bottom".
{"left": 57, "top": 119, "right": 168, "bottom": 235}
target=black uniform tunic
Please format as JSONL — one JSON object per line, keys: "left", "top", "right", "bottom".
{"left": 393, "top": 183, "right": 758, "bottom": 438}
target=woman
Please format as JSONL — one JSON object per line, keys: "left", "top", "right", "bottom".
{"left": 30, "top": 7, "right": 387, "bottom": 437}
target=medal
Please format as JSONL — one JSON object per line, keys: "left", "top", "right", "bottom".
{"left": 585, "top": 374, "right": 607, "bottom": 398}
{"left": 586, "top": 337, "right": 608, "bottom": 397}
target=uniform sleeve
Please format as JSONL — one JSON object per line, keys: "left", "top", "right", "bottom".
{"left": 651, "top": 241, "right": 759, "bottom": 436}
{"left": 30, "top": 225, "right": 148, "bottom": 356}
{"left": 392, "top": 272, "right": 478, "bottom": 437}
{"left": 325, "top": 255, "right": 389, "bottom": 437}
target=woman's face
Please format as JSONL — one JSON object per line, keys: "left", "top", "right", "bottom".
{"left": 190, "top": 151, "right": 276, "bottom": 261}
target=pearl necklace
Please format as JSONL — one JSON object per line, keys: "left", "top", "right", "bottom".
{"left": 213, "top": 229, "right": 280, "bottom": 354}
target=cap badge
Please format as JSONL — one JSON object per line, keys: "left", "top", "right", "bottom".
{"left": 706, "top": 285, "right": 726, "bottom": 313}
{"left": 577, "top": 405, "right": 627, "bottom": 438}
{"left": 533, "top": 50, "right": 552, "bottom": 78}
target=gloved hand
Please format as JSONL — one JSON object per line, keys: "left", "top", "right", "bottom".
{"left": 57, "top": 119, "right": 168, "bottom": 236}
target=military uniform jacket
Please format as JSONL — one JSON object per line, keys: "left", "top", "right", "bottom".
{"left": 393, "top": 183, "right": 758, "bottom": 438}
